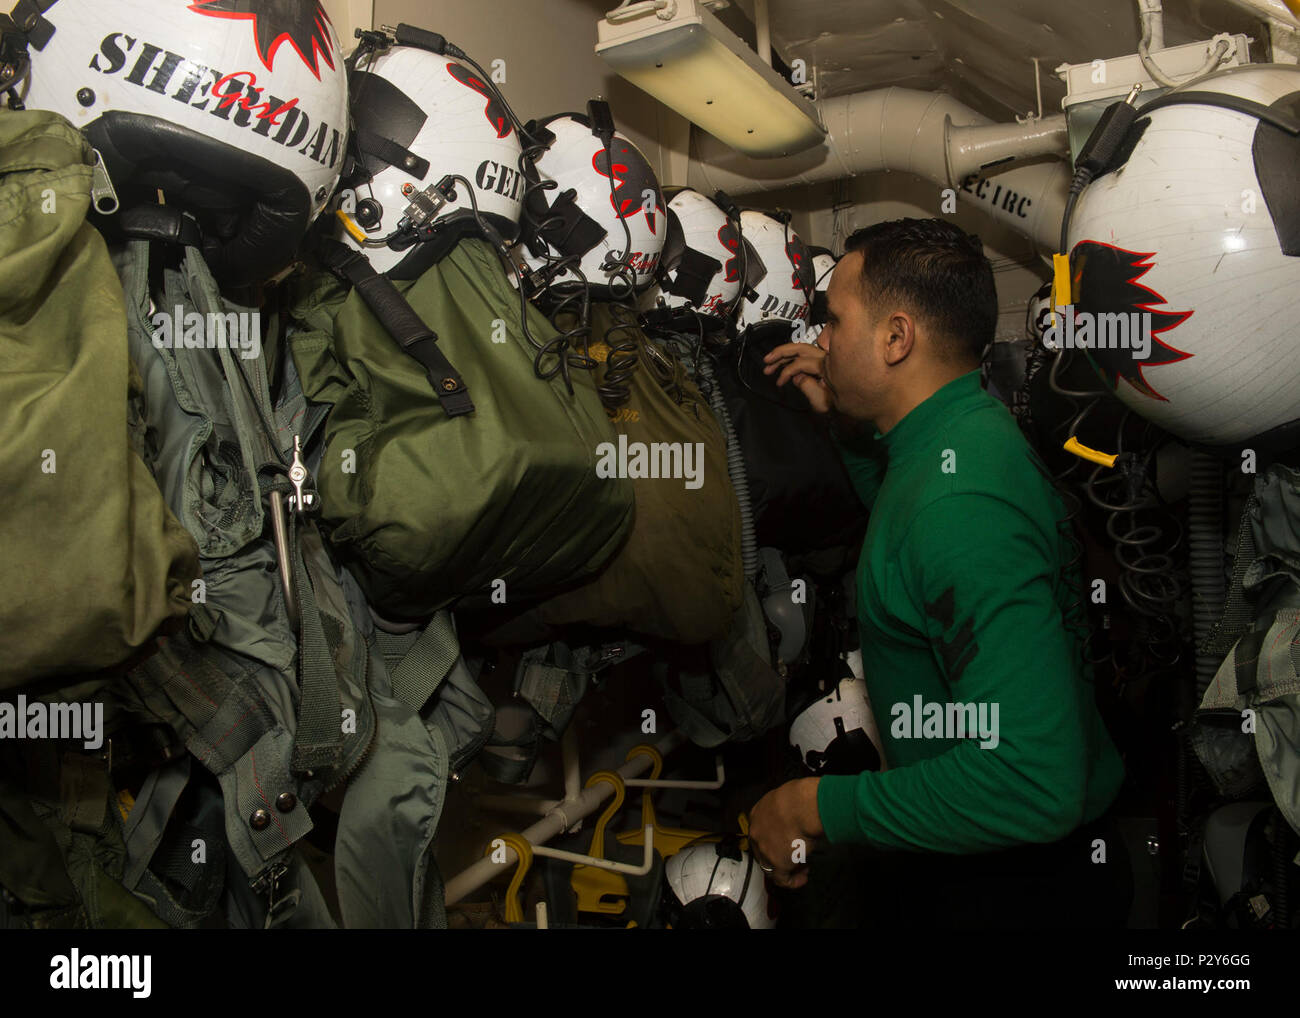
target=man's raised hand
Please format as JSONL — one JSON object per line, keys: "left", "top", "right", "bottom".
{"left": 763, "top": 342, "right": 835, "bottom": 414}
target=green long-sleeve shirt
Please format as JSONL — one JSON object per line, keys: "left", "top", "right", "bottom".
{"left": 817, "top": 370, "right": 1124, "bottom": 854}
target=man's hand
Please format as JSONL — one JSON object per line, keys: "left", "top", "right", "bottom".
{"left": 749, "top": 777, "right": 823, "bottom": 889}
{"left": 762, "top": 342, "right": 835, "bottom": 414}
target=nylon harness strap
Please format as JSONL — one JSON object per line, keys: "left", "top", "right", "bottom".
{"left": 321, "top": 241, "right": 474, "bottom": 418}
{"left": 373, "top": 610, "right": 462, "bottom": 713}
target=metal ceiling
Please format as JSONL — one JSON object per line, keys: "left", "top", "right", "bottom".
{"left": 726, "top": 0, "right": 1270, "bottom": 120}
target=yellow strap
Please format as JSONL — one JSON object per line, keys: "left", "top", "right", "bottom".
{"left": 335, "top": 209, "right": 368, "bottom": 245}
{"left": 1063, "top": 435, "right": 1118, "bottom": 468}
{"left": 1051, "top": 253, "right": 1072, "bottom": 329}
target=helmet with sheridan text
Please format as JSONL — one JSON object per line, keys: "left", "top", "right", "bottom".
{"left": 519, "top": 111, "right": 666, "bottom": 297}
{"left": 738, "top": 210, "right": 814, "bottom": 337}
{"left": 12, "top": 0, "right": 349, "bottom": 285}
{"left": 339, "top": 40, "right": 525, "bottom": 277}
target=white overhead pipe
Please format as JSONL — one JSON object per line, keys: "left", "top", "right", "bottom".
{"left": 755, "top": 0, "right": 771, "bottom": 66}
{"left": 687, "top": 87, "right": 1072, "bottom": 252}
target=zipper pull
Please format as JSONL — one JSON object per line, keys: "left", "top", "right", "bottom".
{"left": 90, "top": 149, "right": 120, "bottom": 216}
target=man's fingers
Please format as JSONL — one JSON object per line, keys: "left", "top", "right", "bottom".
{"left": 763, "top": 342, "right": 814, "bottom": 364}
{"left": 774, "top": 361, "right": 818, "bottom": 389}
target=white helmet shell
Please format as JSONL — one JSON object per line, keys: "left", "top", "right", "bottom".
{"left": 521, "top": 114, "right": 665, "bottom": 293}
{"left": 789, "top": 675, "right": 884, "bottom": 775}
{"left": 805, "top": 251, "right": 838, "bottom": 345}
{"left": 738, "top": 211, "right": 814, "bottom": 334}
{"left": 19, "top": 0, "right": 348, "bottom": 283}
{"left": 1067, "top": 65, "right": 1300, "bottom": 445}
{"left": 664, "top": 841, "right": 775, "bottom": 929}
{"left": 345, "top": 46, "right": 525, "bottom": 275}
{"left": 659, "top": 188, "right": 741, "bottom": 318}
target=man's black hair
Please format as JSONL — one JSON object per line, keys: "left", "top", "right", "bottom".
{"left": 842, "top": 218, "right": 997, "bottom": 363}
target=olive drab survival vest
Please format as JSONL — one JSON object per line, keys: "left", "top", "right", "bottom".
{"left": 0, "top": 109, "right": 199, "bottom": 686}
{"left": 529, "top": 303, "right": 744, "bottom": 646}
{"left": 114, "top": 235, "right": 486, "bottom": 928}
{"left": 1193, "top": 464, "right": 1300, "bottom": 840}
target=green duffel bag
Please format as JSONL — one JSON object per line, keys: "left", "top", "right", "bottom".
{"left": 529, "top": 303, "right": 744, "bottom": 645}
{"left": 288, "top": 238, "right": 634, "bottom": 620}
{"left": 0, "top": 109, "right": 198, "bottom": 687}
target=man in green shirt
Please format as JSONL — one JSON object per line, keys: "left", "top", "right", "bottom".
{"left": 748, "top": 218, "right": 1129, "bottom": 928}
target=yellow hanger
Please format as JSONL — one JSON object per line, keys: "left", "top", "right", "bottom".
{"left": 485, "top": 832, "right": 534, "bottom": 925}
{"left": 615, "top": 744, "right": 714, "bottom": 858}
{"left": 570, "top": 771, "right": 633, "bottom": 916}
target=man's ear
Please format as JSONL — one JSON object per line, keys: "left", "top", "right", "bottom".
{"left": 883, "top": 311, "right": 916, "bottom": 366}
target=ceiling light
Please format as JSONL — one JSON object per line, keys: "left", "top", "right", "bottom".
{"left": 595, "top": 0, "right": 826, "bottom": 158}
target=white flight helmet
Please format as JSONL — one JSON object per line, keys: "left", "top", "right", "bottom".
{"left": 658, "top": 188, "right": 741, "bottom": 319}
{"left": 342, "top": 43, "right": 525, "bottom": 277}
{"left": 1067, "top": 64, "right": 1300, "bottom": 445}
{"left": 520, "top": 113, "right": 665, "bottom": 296}
{"left": 13, "top": 0, "right": 349, "bottom": 285}
{"left": 738, "top": 211, "right": 814, "bottom": 337}
{"left": 804, "top": 248, "right": 838, "bottom": 345}
{"left": 789, "top": 675, "right": 884, "bottom": 776}
{"left": 663, "top": 839, "right": 776, "bottom": 929}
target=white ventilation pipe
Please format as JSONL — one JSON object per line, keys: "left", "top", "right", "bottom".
{"left": 687, "top": 87, "right": 1072, "bottom": 251}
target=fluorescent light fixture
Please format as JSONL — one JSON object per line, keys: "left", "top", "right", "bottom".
{"left": 595, "top": 0, "right": 825, "bottom": 158}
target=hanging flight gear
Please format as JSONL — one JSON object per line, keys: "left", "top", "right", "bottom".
{"left": 0, "top": 109, "right": 199, "bottom": 688}
{"left": 654, "top": 582, "right": 786, "bottom": 748}
{"left": 1191, "top": 463, "right": 1300, "bottom": 841}
{"left": 712, "top": 336, "right": 867, "bottom": 554}
{"left": 289, "top": 235, "right": 634, "bottom": 619}
{"left": 111, "top": 229, "right": 486, "bottom": 928}
{"left": 522, "top": 303, "right": 744, "bottom": 646}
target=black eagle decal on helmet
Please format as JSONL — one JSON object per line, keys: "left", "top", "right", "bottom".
{"left": 190, "top": 0, "right": 336, "bottom": 80}
{"left": 594, "top": 144, "right": 660, "bottom": 234}
{"left": 445, "top": 62, "right": 511, "bottom": 139}
{"left": 1071, "top": 240, "right": 1193, "bottom": 402}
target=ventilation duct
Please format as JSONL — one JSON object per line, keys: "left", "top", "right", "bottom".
{"left": 687, "top": 87, "right": 1071, "bottom": 251}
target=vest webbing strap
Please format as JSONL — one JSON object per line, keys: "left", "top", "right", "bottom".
{"left": 320, "top": 241, "right": 474, "bottom": 418}
{"left": 374, "top": 610, "right": 461, "bottom": 713}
